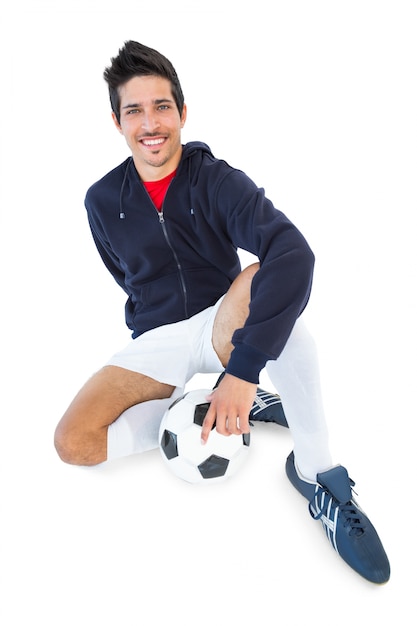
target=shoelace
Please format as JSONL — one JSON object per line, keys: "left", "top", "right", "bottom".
{"left": 309, "top": 487, "right": 366, "bottom": 537}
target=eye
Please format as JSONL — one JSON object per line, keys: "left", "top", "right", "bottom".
{"left": 126, "top": 108, "right": 139, "bottom": 115}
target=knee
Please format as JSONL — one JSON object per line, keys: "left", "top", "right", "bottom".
{"left": 241, "top": 262, "right": 260, "bottom": 282}
{"left": 54, "top": 422, "right": 104, "bottom": 467}
{"left": 53, "top": 425, "right": 78, "bottom": 465}
{"left": 228, "top": 262, "right": 260, "bottom": 300}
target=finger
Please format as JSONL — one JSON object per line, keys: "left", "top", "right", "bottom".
{"left": 238, "top": 415, "right": 251, "bottom": 434}
{"left": 201, "top": 403, "right": 217, "bottom": 444}
{"left": 215, "top": 413, "right": 240, "bottom": 436}
{"left": 215, "top": 412, "right": 232, "bottom": 437}
{"left": 223, "top": 414, "right": 242, "bottom": 436}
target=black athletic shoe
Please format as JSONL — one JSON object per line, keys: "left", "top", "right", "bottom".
{"left": 286, "top": 451, "right": 390, "bottom": 584}
{"left": 213, "top": 372, "right": 288, "bottom": 428}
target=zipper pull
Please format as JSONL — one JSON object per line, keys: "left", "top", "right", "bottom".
{"left": 158, "top": 210, "right": 165, "bottom": 224}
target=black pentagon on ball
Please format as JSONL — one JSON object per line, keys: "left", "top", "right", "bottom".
{"left": 243, "top": 432, "right": 250, "bottom": 446}
{"left": 198, "top": 454, "right": 230, "bottom": 479}
{"left": 193, "top": 402, "right": 215, "bottom": 431}
{"left": 160, "top": 429, "right": 178, "bottom": 460}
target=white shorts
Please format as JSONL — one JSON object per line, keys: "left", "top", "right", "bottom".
{"left": 106, "top": 297, "right": 224, "bottom": 388}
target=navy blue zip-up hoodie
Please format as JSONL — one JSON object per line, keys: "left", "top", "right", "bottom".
{"left": 85, "top": 141, "right": 315, "bottom": 383}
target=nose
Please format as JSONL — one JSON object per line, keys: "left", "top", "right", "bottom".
{"left": 141, "top": 110, "right": 160, "bottom": 132}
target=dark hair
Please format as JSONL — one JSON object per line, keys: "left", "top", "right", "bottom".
{"left": 103, "top": 40, "right": 185, "bottom": 123}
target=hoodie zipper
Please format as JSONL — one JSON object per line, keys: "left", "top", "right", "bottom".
{"left": 157, "top": 209, "right": 189, "bottom": 318}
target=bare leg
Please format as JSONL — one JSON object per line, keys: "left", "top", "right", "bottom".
{"left": 212, "top": 262, "right": 259, "bottom": 365}
{"left": 54, "top": 366, "right": 174, "bottom": 466}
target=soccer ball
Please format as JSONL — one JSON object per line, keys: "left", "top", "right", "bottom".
{"left": 159, "top": 388, "right": 250, "bottom": 484}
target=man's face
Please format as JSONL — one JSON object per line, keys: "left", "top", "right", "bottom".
{"left": 113, "top": 75, "right": 187, "bottom": 181}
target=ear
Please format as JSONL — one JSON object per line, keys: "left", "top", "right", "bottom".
{"left": 180, "top": 103, "right": 187, "bottom": 128}
{"left": 111, "top": 111, "right": 123, "bottom": 134}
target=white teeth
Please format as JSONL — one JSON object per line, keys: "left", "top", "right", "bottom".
{"left": 142, "top": 138, "right": 164, "bottom": 146}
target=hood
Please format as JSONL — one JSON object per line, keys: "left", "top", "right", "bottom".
{"left": 179, "top": 141, "right": 215, "bottom": 188}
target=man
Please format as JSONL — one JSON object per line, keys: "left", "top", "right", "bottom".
{"left": 54, "top": 41, "right": 390, "bottom": 584}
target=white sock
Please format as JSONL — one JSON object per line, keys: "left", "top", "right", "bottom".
{"left": 266, "top": 318, "right": 333, "bottom": 480}
{"left": 106, "top": 387, "right": 183, "bottom": 461}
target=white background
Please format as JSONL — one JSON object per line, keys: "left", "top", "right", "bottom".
{"left": 1, "top": 1, "right": 416, "bottom": 624}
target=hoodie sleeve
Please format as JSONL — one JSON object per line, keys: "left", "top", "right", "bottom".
{"left": 85, "top": 195, "right": 129, "bottom": 295}
{"left": 216, "top": 168, "right": 315, "bottom": 383}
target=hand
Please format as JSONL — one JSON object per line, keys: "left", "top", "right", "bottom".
{"left": 201, "top": 373, "right": 256, "bottom": 444}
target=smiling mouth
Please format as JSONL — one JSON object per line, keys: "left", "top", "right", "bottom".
{"left": 140, "top": 137, "right": 166, "bottom": 147}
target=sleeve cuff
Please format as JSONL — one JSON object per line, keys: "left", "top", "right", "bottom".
{"left": 225, "top": 343, "right": 269, "bottom": 384}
